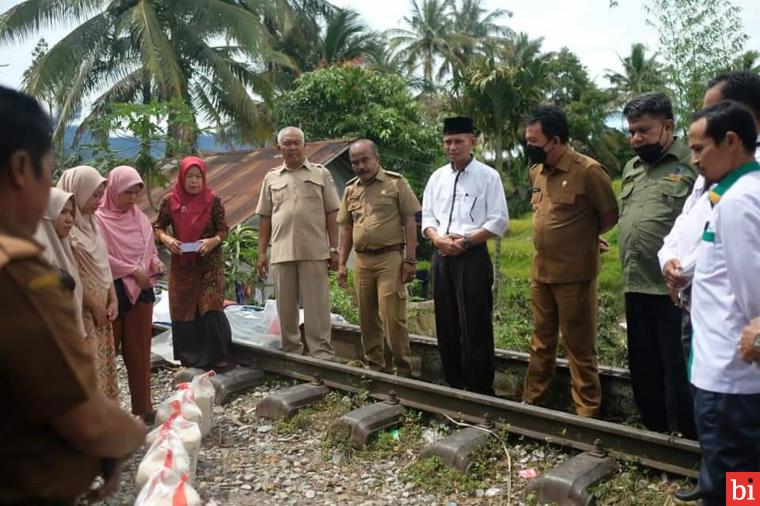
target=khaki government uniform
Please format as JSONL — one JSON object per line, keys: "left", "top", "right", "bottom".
{"left": 256, "top": 159, "right": 341, "bottom": 359}
{"left": 337, "top": 168, "right": 421, "bottom": 376}
{"left": 522, "top": 147, "right": 618, "bottom": 417}
{"left": 0, "top": 234, "right": 100, "bottom": 504}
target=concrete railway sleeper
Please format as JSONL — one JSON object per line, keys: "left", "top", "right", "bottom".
{"left": 153, "top": 350, "right": 697, "bottom": 505}
{"left": 148, "top": 328, "right": 699, "bottom": 504}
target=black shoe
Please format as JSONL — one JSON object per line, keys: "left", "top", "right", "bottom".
{"left": 674, "top": 487, "right": 706, "bottom": 502}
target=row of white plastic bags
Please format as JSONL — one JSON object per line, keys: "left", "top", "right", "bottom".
{"left": 134, "top": 372, "right": 216, "bottom": 506}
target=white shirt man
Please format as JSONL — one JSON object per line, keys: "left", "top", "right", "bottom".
{"left": 421, "top": 116, "right": 508, "bottom": 395}
{"left": 421, "top": 159, "right": 509, "bottom": 240}
{"left": 685, "top": 101, "right": 760, "bottom": 506}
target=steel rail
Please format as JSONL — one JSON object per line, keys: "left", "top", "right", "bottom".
{"left": 232, "top": 342, "right": 700, "bottom": 478}
{"left": 330, "top": 323, "right": 635, "bottom": 421}
{"left": 333, "top": 322, "right": 631, "bottom": 379}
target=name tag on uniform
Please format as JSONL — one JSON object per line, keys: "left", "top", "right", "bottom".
{"left": 663, "top": 174, "right": 683, "bottom": 183}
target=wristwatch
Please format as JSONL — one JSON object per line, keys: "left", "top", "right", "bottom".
{"left": 329, "top": 247, "right": 339, "bottom": 254}
{"left": 462, "top": 233, "right": 472, "bottom": 251}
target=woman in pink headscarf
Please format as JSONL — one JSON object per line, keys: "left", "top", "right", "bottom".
{"left": 153, "top": 156, "right": 231, "bottom": 370}
{"left": 97, "top": 165, "right": 163, "bottom": 420}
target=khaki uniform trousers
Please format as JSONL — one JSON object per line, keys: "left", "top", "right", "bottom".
{"left": 522, "top": 279, "right": 601, "bottom": 417}
{"left": 272, "top": 260, "right": 334, "bottom": 360}
{"left": 353, "top": 251, "right": 412, "bottom": 376}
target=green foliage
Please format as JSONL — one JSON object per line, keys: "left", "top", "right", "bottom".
{"left": 329, "top": 271, "right": 359, "bottom": 324}
{"left": 80, "top": 98, "right": 197, "bottom": 192}
{"left": 364, "top": 410, "right": 424, "bottom": 459}
{"left": 491, "top": 213, "right": 627, "bottom": 367}
{"left": 547, "top": 48, "right": 630, "bottom": 175}
{"left": 7, "top": 0, "right": 282, "bottom": 145}
{"left": 400, "top": 439, "right": 503, "bottom": 496}
{"left": 605, "top": 43, "right": 667, "bottom": 107}
{"left": 387, "top": 0, "right": 512, "bottom": 88}
{"left": 274, "top": 65, "right": 443, "bottom": 194}
{"left": 644, "top": 0, "right": 749, "bottom": 128}
{"left": 274, "top": 391, "right": 352, "bottom": 436}
{"left": 222, "top": 225, "right": 260, "bottom": 303}
{"left": 589, "top": 459, "right": 692, "bottom": 505}
{"left": 319, "top": 8, "right": 383, "bottom": 66}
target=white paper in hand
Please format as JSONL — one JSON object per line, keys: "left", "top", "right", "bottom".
{"left": 180, "top": 242, "right": 202, "bottom": 253}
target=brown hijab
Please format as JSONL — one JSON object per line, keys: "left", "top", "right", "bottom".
{"left": 33, "top": 188, "right": 86, "bottom": 338}
{"left": 56, "top": 166, "right": 113, "bottom": 290}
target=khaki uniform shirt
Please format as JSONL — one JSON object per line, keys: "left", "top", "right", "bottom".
{"left": 0, "top": 234, "right": 101, "bottom": 502}
{"left": 256, "top": 159, "right": 341, "bottom": 264}
{"left": 530, "top": 147, "right": 618, "bottom": 284}
{"left": 336, "top": 168, "right": 421, "bottom": 251}
{"left": 618, "top": 138, "right": 697, "bottom": 295}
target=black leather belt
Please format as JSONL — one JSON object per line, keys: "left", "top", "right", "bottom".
{"left": 355, "top": 244, "right": 404, "bottom": 255}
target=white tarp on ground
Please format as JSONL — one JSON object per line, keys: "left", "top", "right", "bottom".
{"left": 151, "top": 299, "right": 346, "bottom": 364}
{"left": 153, "top": 288, "right": 171, "bottom": 326}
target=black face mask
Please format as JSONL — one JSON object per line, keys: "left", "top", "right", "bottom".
{"left": 633, "top": 124, "right": 667, "bottom": 164}
{"left": 526, "top": 142, "right": 550, "bottom": 165}
{"left": 634, "top": 143, "right": 664, "bottom": 164}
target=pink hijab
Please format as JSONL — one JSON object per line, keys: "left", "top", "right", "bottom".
{"left": 96, "top": 166, "right": 159, "bottom": 305}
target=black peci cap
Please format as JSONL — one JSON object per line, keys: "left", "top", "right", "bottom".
{"left": 443, "top": 116, "right": 474, "bottom": 135}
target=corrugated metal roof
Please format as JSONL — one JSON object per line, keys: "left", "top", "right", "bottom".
{"left": 140, "top": 139, "right": 353, "bottom": 227}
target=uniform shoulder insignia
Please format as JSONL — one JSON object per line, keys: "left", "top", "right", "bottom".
{"left": 28, "top": 272, "right": 63, "bottom": 291}
{"left": 0, "top": 234, "right": 41, "bottom": 270}
{"left": 385, "top": 170, "right": 402, "bottom": 178}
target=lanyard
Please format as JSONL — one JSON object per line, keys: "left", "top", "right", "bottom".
{"left": 445, "top": 170, "right": 462, "bottom": 235}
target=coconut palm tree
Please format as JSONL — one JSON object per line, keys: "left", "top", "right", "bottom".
{"left": 387, "top": 0, "right": 463, "bottom": 89}
{"left": 0, "top": 0, "right": 286, "bottom": 146}
{"left": 605, "top": 43, "right": 665, "bottom": 106}
{"left": 449, "top": 0, "right": 512, "bottom": 69}
{"left": 319, "top": 8, "right": 384, "bottom": 66}
{"left": 456, "top": 33, "right": 550, "bottom": 297}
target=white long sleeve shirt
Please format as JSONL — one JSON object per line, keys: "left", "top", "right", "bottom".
{"left": 657, "top": 141, "right": 760, "bottom": 284}
{"left": 691, "top": 167, "right": 760, "bottom": 394}
{"left": 657, "top": 175, "right": 711, "bottom": 283}
{"left": 421, "top": 158, "right": 509, "bottom": 238}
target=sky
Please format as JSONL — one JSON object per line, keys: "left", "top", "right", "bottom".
{"left": 0, "top": 0, "right": 759, "bottom": 93}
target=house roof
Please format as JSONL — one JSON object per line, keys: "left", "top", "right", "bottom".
{"left": 139, "top": 138, "right": 353, "bottom": 227}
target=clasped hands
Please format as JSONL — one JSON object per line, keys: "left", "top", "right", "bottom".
{"left": 434, "top": 234, "right": 467, "bottom": 257}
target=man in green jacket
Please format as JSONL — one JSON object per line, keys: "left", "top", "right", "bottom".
{"left": 618, "top": 92, "right": 697, "bottom": 439}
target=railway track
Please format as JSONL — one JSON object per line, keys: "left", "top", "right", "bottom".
{"left": 330, "top": 323, "right": 635, "bottom": 422}
{"left": 229, "top": 337, "right": 701, "bottom": 481}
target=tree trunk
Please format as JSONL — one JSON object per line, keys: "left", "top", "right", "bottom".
{"left": 492, "top": 132, "right": 504, "bottom": 301}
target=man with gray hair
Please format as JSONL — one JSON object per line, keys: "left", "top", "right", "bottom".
{"left": 256, "top": 126, "right": 340, "bottom": 359}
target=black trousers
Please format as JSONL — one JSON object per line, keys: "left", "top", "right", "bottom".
{"left": 680, "top": 286, "right": 693, "bottom": 367}
{"left": 432, "top": 244, "right": 495, "bottom": 395}
{"left": 693, "top": 388, "right": 760, "bottom": 505}
{"left": 625, "top": 293, "right": 696, "bottom": 438}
